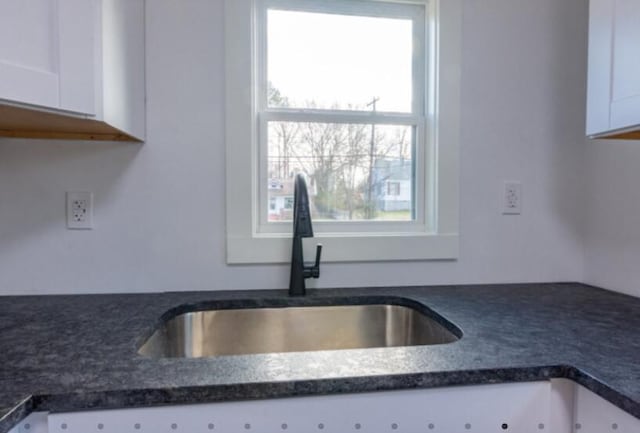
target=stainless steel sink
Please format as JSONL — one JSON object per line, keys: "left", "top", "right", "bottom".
{"left": 138, "top": 302, "right": 460, "bottom": 358}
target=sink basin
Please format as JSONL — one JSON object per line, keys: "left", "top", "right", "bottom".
{"left": 138, "top": 299, "right": 461, "bottom": 358}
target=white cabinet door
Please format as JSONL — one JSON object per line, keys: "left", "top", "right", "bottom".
{"left": 0, "top": 0, "right": 95, "bottom": 115}
{"left": 46, "top": 382, "right": 552, "bottom": 433}
{"left": 609, "top": 0, "right": 640, "bottom": 130}
{"left": 7, "top": 381, "right": 640, "bottom": 433}
{"left": 574, "top": 384, "right": 640, "bottom": 433}
{"left": 0, "top": 0, "right": 60, "bottom": 109}
{"left": 587, "top": 0, "right": 640, "bottom": 137}
{"left": 586, "top": 0, "right": 614, "bottom": 136}
{"left": 56, "top": 0, "right": 97, "bottom": 115}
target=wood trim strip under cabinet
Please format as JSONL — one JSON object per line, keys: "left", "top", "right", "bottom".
{"left": 0, "top": 104, "right": 141, "bottom": 142}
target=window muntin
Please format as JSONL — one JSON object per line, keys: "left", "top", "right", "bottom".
{"left": 257, "top": 0, "right": 426, "bottom": 232}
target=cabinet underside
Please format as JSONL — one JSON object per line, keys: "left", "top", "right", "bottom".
{"left": 0, "top": 104, "right": 141, "bottom": 142}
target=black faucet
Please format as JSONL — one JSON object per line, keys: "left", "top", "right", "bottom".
{"left": 289, "top": 174, "right": 322, "bottom": 296}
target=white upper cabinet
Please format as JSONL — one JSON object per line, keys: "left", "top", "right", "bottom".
{"left": 587, "top": 0, "right": 640, "bottom": 139}
{"left": 0, "top": 0, "right": 95, "bottom": 114}
{"left": 0, "top": 0, "right": 145, "bottom": 142}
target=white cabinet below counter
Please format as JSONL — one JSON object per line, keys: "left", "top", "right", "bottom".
{"left": 9, "top": 380, "right": 640, "bottom": 433}
{"left": 587, "top": 0, "right": 640, "bottom": 140}
{"left": 0, "top": 0, "right": 145, "bottom": 142}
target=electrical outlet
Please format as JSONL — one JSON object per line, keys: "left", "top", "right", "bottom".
{"left": 503, "top": 182, "right": 522, "bottom": 215}
{"left": 67, "top": 192, "right": 93, "bottom": 229}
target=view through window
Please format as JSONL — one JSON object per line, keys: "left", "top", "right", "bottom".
{"left": 263, "top": 4, "right": 421, "bottom": 223}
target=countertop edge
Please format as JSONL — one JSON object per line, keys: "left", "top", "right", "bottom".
{"left": 0, "top": 396, "right": 33, "bottom": 433}
{"left": 1, "top": 365, "right": 638, "bottom": 433}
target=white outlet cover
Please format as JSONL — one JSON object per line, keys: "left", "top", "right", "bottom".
{"left": 503, "top": 181, "right": 522, "bottom": 215}
{"left": 67, "top": 192, "right": 93, "bottom": 229}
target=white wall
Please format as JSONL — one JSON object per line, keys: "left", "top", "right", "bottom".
{"left": 0, "top": 0, "right": 588, "bottom": 295}
{"left": 584, "top": 139, "right": 640, "bottom": 297}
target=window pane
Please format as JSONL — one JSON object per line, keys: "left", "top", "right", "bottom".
{"left": 267, "top": 9, "right": 413, "bottom": 113}
{"left": 267, "top": 121, "right": 414, "bottom": 222}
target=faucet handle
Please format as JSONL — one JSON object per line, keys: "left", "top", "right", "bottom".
{"left": 313, "top": 244, "right": 323, "bottom": 270}
{"left": 305, "top": 244, "right": 322, "bottom": 279}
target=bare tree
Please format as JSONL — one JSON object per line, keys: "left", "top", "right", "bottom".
{"left": 267, "top": 85, "right": 412, "bottom": 220}
{"left": 267, "top": 82, "right": 298, "bottom": 179}
{"left": 340, "top": 122, "right": 369, "bottom": 219}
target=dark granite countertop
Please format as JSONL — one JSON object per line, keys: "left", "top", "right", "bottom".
{"left": 1, "top": 282, "right": 639, "bottom": 432}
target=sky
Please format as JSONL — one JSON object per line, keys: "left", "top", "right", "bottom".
{"left": 267, "top": 9, "right": 414, "bottom": 113}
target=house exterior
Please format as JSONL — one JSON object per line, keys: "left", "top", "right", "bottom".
{"left": 373, "top": 159, "right": 412, "bottom": 212}
{"left": 267, "top": 178, "right": 295, "bottom": 221}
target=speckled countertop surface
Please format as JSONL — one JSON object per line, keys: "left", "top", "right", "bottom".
{"left": 1, "top": 282, "right": 639, "bottom": 432}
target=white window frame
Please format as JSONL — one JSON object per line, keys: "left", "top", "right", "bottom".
{"left": 257, "top": 0, "right": 426, "bottom": 236}
{"left": 225, "top": 0, "right": 461, "bottom": 264}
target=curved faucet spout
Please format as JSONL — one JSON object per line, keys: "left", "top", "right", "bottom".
{"left": 293, "top": 174, "right": 313, "bottom": 238}
{"left": 289, "top": 174, "right": 322, "bottom": 296}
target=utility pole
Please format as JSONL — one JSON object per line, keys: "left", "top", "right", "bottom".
{"left": 365, "top": 97, "right": 380, "bottom": 219}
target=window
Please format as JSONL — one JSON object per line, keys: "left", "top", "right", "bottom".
{"left": 262, "top": 1, "right": 421, "bottom": 226}
{"left": 225, "top": 0, "right": 461, "bottom": 263}
{"left": 387, "top": 182, "right": 401, "bottom": 196}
